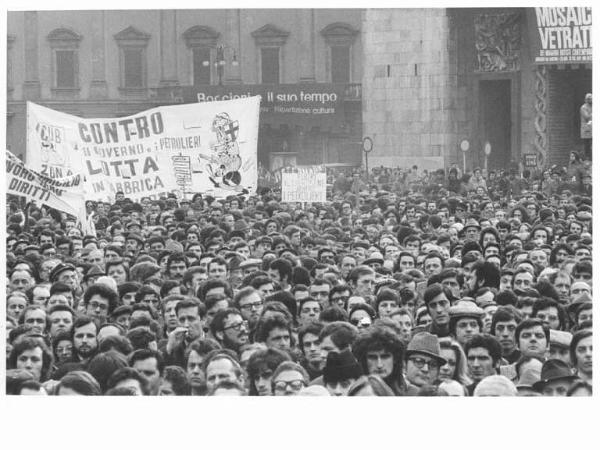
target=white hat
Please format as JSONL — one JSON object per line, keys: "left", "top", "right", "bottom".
{"left": 474, "top": 375, "right": 517, "bottom": 397}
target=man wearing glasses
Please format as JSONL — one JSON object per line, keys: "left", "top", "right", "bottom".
{"left": 404, "top": 332, "right": 447, "bottom": 392}
{"left": 211, "top": 308, "right": 250, "bottom": 355}
{"left": 234, "top": 287, "right": 264, "bottom": 331}
{"left": 330, "top": 285, "right": 352, "bottom": 311}
{"left": 271, "top": 362, "right": 310, "bottom": 396}
{"left": 83, "top": 283, "right": 119, "bottom": 326}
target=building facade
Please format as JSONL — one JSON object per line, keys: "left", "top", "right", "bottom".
{"left": 7, "top": 8, "right": 591, "bottom": 174}
{"left": 361, "top": 7, "right": 592, "bottom": 172}
{"left": 7, "top": 9, "right": 363, "bottom": 169}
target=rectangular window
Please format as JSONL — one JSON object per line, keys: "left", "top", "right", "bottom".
{"left": 261, "top": 47, "right": 280, "bottom": 84}
{"left": 123, "top": 48, "right": 145, "bottom": 88}
{"left": 56, "top": 50, "right": 76, "bottom": 88}
{"left": 331, "top": 46, "right": 350, "bottom": 83}
{"left": 193, "top": 47, "right": 211, "bottom": 85}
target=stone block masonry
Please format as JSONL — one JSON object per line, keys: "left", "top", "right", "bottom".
{"left": 362, "top": 8, "right": 456, "bottom": 168}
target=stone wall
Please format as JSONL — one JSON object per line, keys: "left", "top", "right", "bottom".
{"left": 361, "top": 9, "right": 456, "bottom": 170}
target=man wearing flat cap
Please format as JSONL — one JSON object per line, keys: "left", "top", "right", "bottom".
{"left": 50, "top": 263, "right": 79, "bottom": 292}
{"left": 125, "top": 233, "right": 145, "bottom": 256}
{"left": 449, "top": 301, "right": 484, "bottom": 348}
{"left": 548, "top": 330, "right": 572, "bottom": 365}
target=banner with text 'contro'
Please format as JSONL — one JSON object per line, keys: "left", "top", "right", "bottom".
{"left": 26, "top": 97, "right": 260, "bottom": 201}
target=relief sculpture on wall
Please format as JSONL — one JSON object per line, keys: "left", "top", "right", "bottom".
{"left": 474, "top": 13, "right": 521, "bottom": 72}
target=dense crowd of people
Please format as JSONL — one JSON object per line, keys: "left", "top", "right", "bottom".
{"left": 5, "top": 152, "right": 593, "bottom": 396}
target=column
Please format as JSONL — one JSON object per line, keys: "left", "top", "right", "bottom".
{"left": 298, "top": 9, "right": 315, "bottom": 83}
{"left": 159, "top": 10, "right": 179, "bottom": 86}
{"left": 23, "top": 11, "right": 40, "bottom": 99}
{"left": 225, "top": 9, "right": 242, "bottom": 84}
{"left": 89, "top": 11, "right": 108, "bottom": 98}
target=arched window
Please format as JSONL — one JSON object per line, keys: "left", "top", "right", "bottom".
{"left": 183, "top": 26, "right": 220, "bottom": 86}
{"left": 251, "top": 24, "right": 290, "bottom": 85}
{"left": 114, "top": 26, "right": 150, "bottom": 94}
{"left": 47, "top": 28, "right": 82, "bottom": 94}
{"left": 321, "top": 23, "right": 359, "bottom": 83}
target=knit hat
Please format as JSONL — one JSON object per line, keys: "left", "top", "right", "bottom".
{"left": 299, "top": 256, "right": 318, "bottom": 272}
{"left": 539, "top": 208, "right": 554, "bottom": 222}
{"left": 461, "top": 241, "right": 482, "bottom": 258}
{"left": 322, "top": 348, "right": 363, "bottom": 384}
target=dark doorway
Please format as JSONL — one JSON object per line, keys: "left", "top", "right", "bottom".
{"left": 479, "top": 80, "right": 512, "bottom": 170}
{"left": 547, "top": 67, "right": 592, "bottom": 166}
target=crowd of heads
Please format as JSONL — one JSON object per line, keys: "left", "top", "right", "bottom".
{"left": 5, "top": 161, "right": 593, "bottom": 396}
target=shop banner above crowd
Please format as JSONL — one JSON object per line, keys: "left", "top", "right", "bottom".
{"left": 281, "top": 165, "right": 327, "bottom": 203}
{"left": 26, "top": 97, "right": 260, "bottom": 202}
{"left": 182, "top": 83, "right": 347, "bottom": 129}
{"left": 5, "top": 150, "right": 93, "bottom": 235}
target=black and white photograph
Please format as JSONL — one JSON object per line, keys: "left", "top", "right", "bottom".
{"left": 2, "top": 2, "right": 596, "bottom": 448}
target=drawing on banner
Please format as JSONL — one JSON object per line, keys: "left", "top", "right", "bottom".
{"left": 33, "top": 121, "right": 73, "bottom": 177}
{"left": 172, "top": 153, "right": 193, "bottom": 195}
{"left": 199, "top": 112, "right": 246, "bottom": 193}
{"left": 26, "top": 96, "right": 260, "bottom": 201}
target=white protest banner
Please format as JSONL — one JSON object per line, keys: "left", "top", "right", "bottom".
{"left": 26, "top": 96, "right": 260, "bottom": 201}
{"left": 6, "top": 150, "right": 91, "bottom": 234}
{"left": 281, "top": 165, "right": 327, "bottom": 203}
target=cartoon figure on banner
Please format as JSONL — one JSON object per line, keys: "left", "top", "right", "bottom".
{"left": 35, "top": 122, "right": 67, "bottom": 166}
{"left": 199, "top": 112, "right": 246, "bottom": 192}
